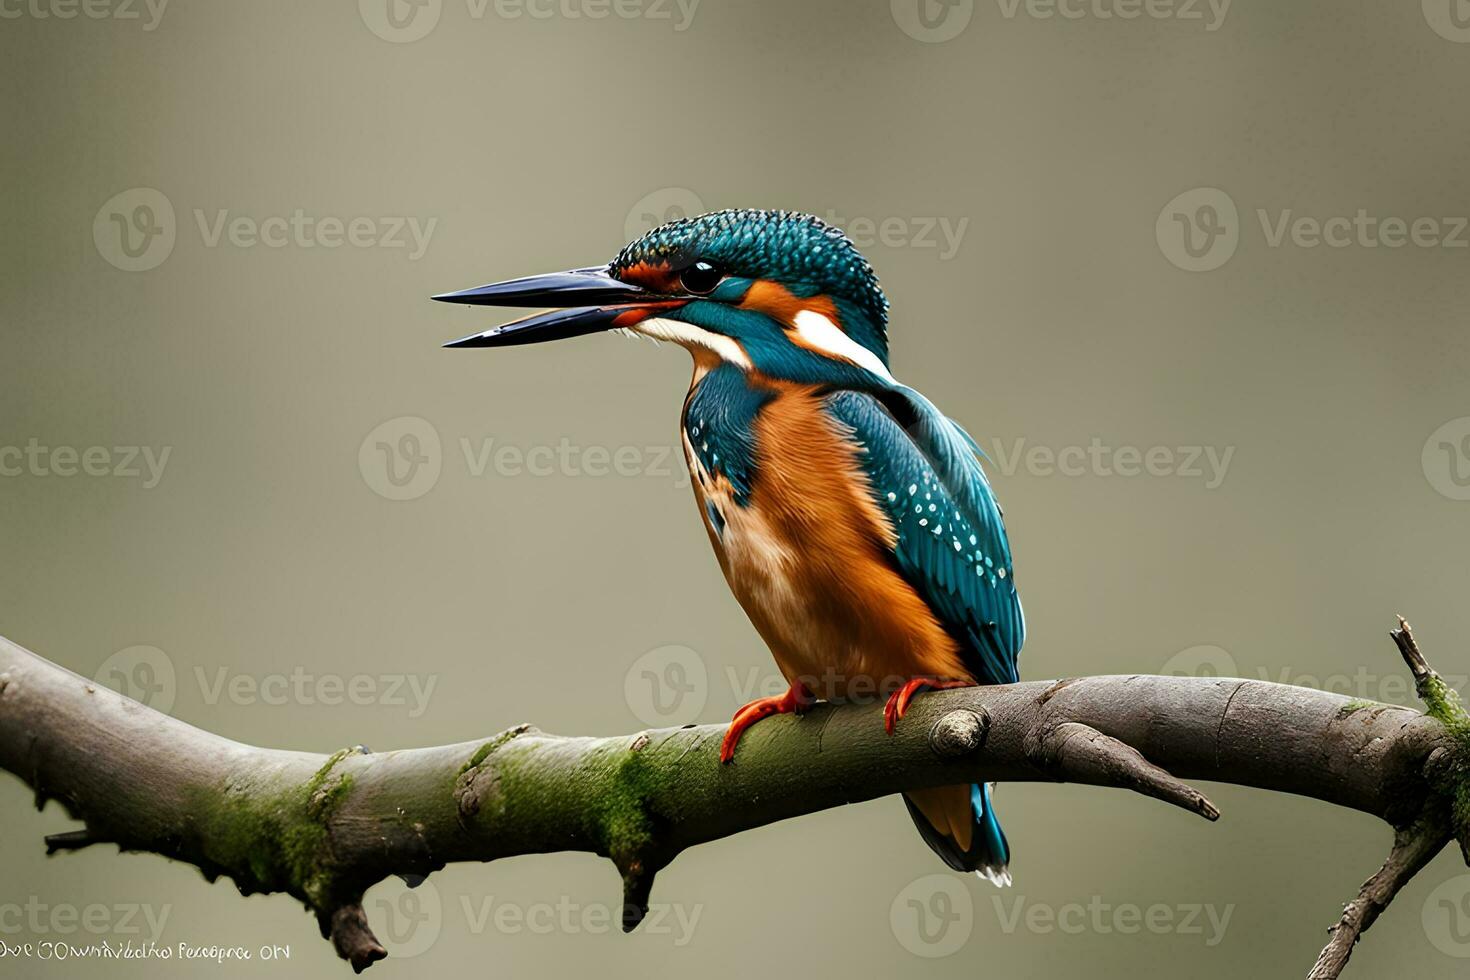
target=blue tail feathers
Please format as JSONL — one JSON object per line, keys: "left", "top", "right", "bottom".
{"left": 970, "top": 782, "right": 1011, "bottom": 886}
{"left": 903, "top": 783, "right": 1011, "bottom": 886}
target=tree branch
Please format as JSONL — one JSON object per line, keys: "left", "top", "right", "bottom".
{"left": 1308, "top": 819, "right": 1451, "bottom": 980}
{"left": 0, "top": 626, "right": 1465, "bottom": 976}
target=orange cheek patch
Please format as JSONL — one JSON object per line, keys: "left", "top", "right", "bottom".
{"left": 610, "top": 300, "right": 687, "bottom": 327}
{"left": 616, "top": 262, "right": 681, "bottom": 294}
{"left": 738, "top": 280, "right": 842, "bottom": 331}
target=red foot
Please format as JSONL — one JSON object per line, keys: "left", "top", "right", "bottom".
{"left": 884, "top": 677, "right": 974, "bottom": 734}
{"left": 719, "top": 684, "right": 812, "bottom": 763}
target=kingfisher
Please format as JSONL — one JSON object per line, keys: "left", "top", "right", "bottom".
{"left": 434, "top": 210, "right": 1024, "bottom": 885}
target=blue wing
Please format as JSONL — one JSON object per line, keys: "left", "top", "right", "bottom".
{"left": 825, "top": 388, "right": 1024, "bottom": 685}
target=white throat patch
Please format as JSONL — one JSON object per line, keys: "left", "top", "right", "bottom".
{"left": 791, "top": 309, "right": 896, "bottom": 383}
{"left": 634, "top": 317, "right": 753, "bottom": 370}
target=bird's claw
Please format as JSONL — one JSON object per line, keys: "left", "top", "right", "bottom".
{"left": 883, "top": 677, "right": 974, "bottom": 734}
{"left": 719, "top": 683, "right": 812, "bottom": 763}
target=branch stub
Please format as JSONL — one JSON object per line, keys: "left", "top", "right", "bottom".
{"left": 929, "top": 708, "right": 989, "bottom": 759}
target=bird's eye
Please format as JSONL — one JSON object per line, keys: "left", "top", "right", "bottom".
{"left": 679, "top": 261, "right": 724, "bottom": 295}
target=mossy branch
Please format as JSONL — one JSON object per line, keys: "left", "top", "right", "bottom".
{"left": 1, "top": 625, "right": 1467, "bottom": 977}
{"left": 1305, "top": 617, "right": 1470, "bottom": 978}
{"left": 1392, "top": 616, "right": 1470, "bottom": 857}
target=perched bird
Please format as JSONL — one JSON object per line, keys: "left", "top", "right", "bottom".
{"left": 435, "top": 210, "right": 1024, "bottom": 884}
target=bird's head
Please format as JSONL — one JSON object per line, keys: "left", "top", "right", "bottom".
{"left": 436, "top": 209, "right": 894, "bottom": 387}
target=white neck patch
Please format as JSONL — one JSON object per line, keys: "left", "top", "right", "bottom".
{"left": 791, "top": 309, "right": 896, "bottom": 383}
{"left": 635, "top": 317, "right": 753, "bottom": 370}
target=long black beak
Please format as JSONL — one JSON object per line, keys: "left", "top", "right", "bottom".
{"left": 433, "top": 266, "right": 677, "bottom": 349}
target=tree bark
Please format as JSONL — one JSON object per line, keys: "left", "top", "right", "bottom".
{"left": 0, "top": 623, "right": 1465, "bottom": 976}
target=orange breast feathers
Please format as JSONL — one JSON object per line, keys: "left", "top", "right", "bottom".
{"left": 702, "top": 383, "right": 971, "bottom": 701}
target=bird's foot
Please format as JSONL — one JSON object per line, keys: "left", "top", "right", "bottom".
{"left": 719, "top": 683, "right": 813, "bottom": 763}
{"left": 883, "top": 677, "right": 974, "bottom": 734}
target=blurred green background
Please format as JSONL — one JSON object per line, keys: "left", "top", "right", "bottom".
{"left": 4, "top": 0, "right": 1470, "bottom": 976}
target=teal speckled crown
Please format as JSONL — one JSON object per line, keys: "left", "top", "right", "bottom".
{"left": 612, "top": 209, "right": 890, "bottom": 351}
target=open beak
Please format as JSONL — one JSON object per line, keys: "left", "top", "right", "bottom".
{"left": 433, "top": 266, "right": 683, "bottom": 349}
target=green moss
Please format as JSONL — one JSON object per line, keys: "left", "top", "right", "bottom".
{"left": 1337, "top": 698, "right": 1378, "bottom": 718}
{"left": 190, "top": 747, "right": 361, "bottom": 909}
{"left": 1418, "top": 674, "right": 1470, "bottom": 836}
{"left": 481, "top": 734, "right": 661, "bottom": 866}
{"left": 588, "top": 746, "right": 658, "bottom": 867}
{"left": 459, "top": 725, "right": 531, "bottom": 777}
{"left": 1419, "top": 674, "right": 1470, "bottom": 734}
